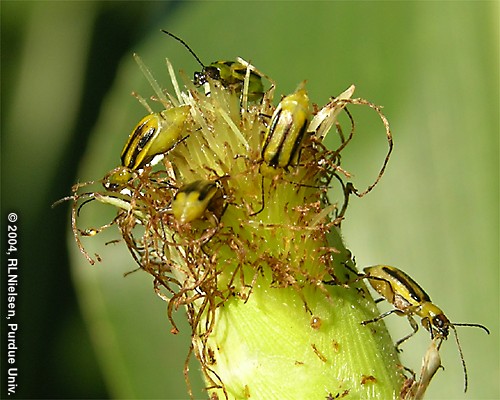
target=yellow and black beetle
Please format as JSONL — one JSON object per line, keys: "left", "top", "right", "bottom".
{"left": 261, "top": 82, "right": 311, "bottom": 169}
{"left": 104, "top": 106, "right": 190, "bottom": 190}
{"left": 161, "top": 30, "right": 265, "bottom": 102}
{"left": 362, "top": 264, "right": 490, "bottom": 392}
{"left": 172, "top": 180, "right": 226, "bottom": 224}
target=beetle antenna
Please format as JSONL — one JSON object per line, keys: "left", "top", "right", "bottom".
{"left": 77, "top": 196, "right": 96, "bottom": 217}
{"left": 161, "top": 30, "right": 205, "bottom": 69}
{"left": 448, "top": 322, "right": 489, "bottom": 392}
{"left": 452, "top": 322, "right": 490, "bottom": 335}
{"left": 450, "top": 325, "right": 468, "bottom": 392}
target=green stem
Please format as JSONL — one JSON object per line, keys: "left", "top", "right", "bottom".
{"left": 197, "top": 227, "right": 402, "bottom": 399}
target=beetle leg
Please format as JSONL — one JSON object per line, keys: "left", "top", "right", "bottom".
{"left": 362, "top": 308, "right": 402, "bottom": 326}
{"left": 249, "top": 175, "right": 265, "bottom": 216}
{"left": 394, "top": 315, "right": 420, "bottom": 352}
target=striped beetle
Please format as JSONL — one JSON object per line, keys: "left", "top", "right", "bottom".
{"left": 104, "top": 106, "right": 190, "bottom": 190}
{"left": 362, "top": 265, "right": 490, "bottom": 392}
{"left": 161, "top": 30, "right": 265, "bottom": 102}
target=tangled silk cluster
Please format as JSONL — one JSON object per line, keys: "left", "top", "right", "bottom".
{"left": 67, "top": 56, "right": 392, "bottom": 383}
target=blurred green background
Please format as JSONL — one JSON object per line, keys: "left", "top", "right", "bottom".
{"left": 1, "top": 2, "right": 498, "bottom": 399}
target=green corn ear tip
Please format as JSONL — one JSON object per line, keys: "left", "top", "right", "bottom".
{"left": 70, "top": 58, "right": 405, "bottom": 398}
